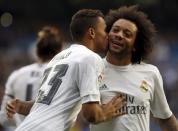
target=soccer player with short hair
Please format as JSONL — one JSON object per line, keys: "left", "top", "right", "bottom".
{"left": 6, "top": 9, "right": 126, "bottom": 131}
{"left": 91, "top": 5, "right": 178, "bottom": 131}
{"left": 0, "top": 26, "right": 63, "bottom": 128}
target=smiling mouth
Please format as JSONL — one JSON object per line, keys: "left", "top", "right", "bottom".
{"left": 111, "top": 41, "right": 124, "bottom": 48}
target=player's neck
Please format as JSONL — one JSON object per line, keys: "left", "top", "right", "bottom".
{"left": 79, "top": 39, "right": 97, "bottom": 53}
{"left": 106, "top": 52, "right": 132, "bottom": 66}
{"left": 38, "top": 58, "right": 50, "bottom": 64}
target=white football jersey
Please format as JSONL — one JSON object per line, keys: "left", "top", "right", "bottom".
{"left": 15, "top": 44, "right": 104, "bottom": 131}
{"left": 91, "top": 59, "right": 172, "bottom": 131}
{"left": 0, "top": 63, "right": 47, "bottom": 126}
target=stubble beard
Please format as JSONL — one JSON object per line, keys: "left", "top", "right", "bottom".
{"left": 108, "top": 43, "right": 131, "bottom": 60}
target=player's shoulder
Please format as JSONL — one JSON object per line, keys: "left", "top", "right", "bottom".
{"left": 12, "top": 63, "right": 39, "bottom": 76}
{"left": 51, "top": 44, "right": 102, "bottom": 67}
{"left": 51, "top": 44, "right": 97, "bottom": 60}
{"left": 6, "top": 63, "right": 36, "bottom": 82}
{"left": 138, "top": 62, "right": 158, "bottom": 70}
{"left": 72, "top": 44, "right": 98, "bottom": 55}
{"left": 79, "top": 51, "right": 101, "bottom": 66}
{"left": 133, "top": 62, "right": 160, "bottom": 74}
{"left": 18, "top": 63, "right": 39, "bottom": 72}
{"left": 71, "top": 44, "right": 102, "bottom": 62}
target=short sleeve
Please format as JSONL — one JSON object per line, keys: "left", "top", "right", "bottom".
{"left": 150, "top": 68, "right": 172, "bottom": 119}
{"left": 77, "top": 55, "right": 104, "bottom": 104}
{"left": 5, "top": 71, "right": 17, "bottom": 98}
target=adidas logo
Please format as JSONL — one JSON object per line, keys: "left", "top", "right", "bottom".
{"left": 99, "top": 84, "right": 108, "bottom": 90}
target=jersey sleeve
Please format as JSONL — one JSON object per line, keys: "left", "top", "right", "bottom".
{"left": 77, "top": 55, "right": 104, "bottom": 104}
{"left": 0, "top": 71, "right": 16, "bottom": 125}
{"left": 4, "top": 71, "right": 17, "bottom": 99}
{"left": 150, "top": 68, "right": 172, "bottom": 119}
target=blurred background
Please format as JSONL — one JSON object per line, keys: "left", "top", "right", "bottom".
{"left": 0, "top": 0, "right": 178, "bottom": 131}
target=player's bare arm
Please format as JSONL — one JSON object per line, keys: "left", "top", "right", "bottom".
{"left": 6, "top": 99, "right": 34, "bottom": 119}
{"left": 82, "top": 95, "right": 126, "bottom": 124}
{"left": 157, "top": 115, "right": 178, "bottom": 131}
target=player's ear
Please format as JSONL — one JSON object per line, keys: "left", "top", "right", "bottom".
{"left": 88, "top": 27, "right": 95, "bottom": 39}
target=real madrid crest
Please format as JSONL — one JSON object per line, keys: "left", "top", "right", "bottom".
{"left": 140, "top": 80, "right": 149, "bottom": 92}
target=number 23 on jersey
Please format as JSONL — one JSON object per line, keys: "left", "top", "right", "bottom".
{"left": 36, "top": 64, "right": 68, "bottom": 105}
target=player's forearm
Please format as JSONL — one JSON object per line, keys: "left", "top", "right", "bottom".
{"left": 82, "top": 95, "right": 126, "bottom": 124}
{"left": 82, "top": 104, "right": 106, "bottom": 124}
{"left": 82, "top": 102, "right": 124, "bottom": 124}
{"left": 158, "top": 115, "right": 178, "bottom": 131}
{"left": 17, "top": 100, "right": 34, "bottom": 116}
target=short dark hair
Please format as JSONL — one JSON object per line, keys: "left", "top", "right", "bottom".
{"left": 70, "top": 9, "right": 104, "bottom": 41}
{"left": 105, "top": 5, "right": 156, "bottom": 64}
{"left": 36, "top": 26, "right": 63, "bottom": 62}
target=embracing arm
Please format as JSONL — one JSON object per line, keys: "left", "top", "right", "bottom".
{"left": 157, "top": 115, "right": 178, "bottom": 131}
{"left": 6, "top": 99, "right": 34, "bottom": 119}
{"left": 82, "top": 95, "right": 126, "bottom": 124}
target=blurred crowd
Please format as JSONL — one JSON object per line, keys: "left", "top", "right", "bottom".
{"left": 150, "top": 34, "right": 178, "bottom": 118}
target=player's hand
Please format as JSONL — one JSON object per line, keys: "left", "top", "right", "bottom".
{"left": 102, "top": 94, "right": 127, "bottom": 120}
{"left": 6, "top": 99, "right": 20, "bottom": 119}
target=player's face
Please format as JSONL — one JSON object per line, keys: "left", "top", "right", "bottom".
{"left": 93, "top": 17, "right": 108, "bottom": 55}
{"left": 108, "top": 19, "right": 137, "bottom": 57}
